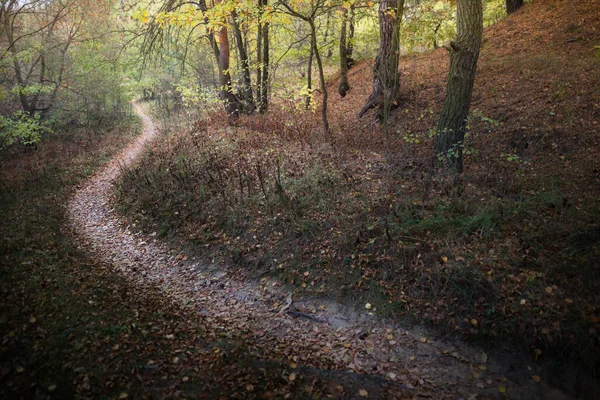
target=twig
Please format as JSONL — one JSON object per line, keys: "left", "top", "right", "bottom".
{"left": 286, "top": 310, "right": 325, "bottom": 323}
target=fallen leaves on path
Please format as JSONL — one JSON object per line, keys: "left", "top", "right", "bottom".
{"left": 62, "top": 104, "right": 549, "bottom": 399}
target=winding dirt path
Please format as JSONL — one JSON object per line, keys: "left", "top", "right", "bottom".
{"left": 65, "top": 104, "right": 557, "bottom": 399}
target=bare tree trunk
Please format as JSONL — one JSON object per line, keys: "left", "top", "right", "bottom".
{"left": 255, "top": 0, "right": 262, "bottom": 104}
{"left": 306, "top": 34, "right": 314, "bottom": 109}
{"left": 434, "top": 0, "right": 483, "bottom": 172}
{"left": 506, "top": 0, "right": 523, "bottom": 14}
{"left": 338, "top": 6, "right": 350, "bottom": 97}
{"left": 309, "top": 20, "right": 329, "bottom": 133}
{"left": 5, "top": 10, "right": 32, "bottom": 113}
{"left": 231, "top": 11, "right": 255, "bottom": 113}
{"left": 347, "top": 5, "right": 355, "bottom": 66}
{"left": 259, "top": 0, "right": 269, "bottom": 112}
{"left": 323, "top": 10, "right": 332, "bottom": 59}
{"left": 216, "top": 26, "right": 241, "bottom": 124}
{"left": 358, "top": 0, "right": 405, "bottom": 119}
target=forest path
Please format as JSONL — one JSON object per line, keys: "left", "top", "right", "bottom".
{"left": 65, "top": 103, "right": 557, "bottom": 399}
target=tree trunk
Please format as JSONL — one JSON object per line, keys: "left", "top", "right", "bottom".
{"left": 216, "top": 26, "right": 241, "bottom": 124}
{"left": 231, "top": 11, "right": 255, "bottom": 113}
{"left": 323, "top": 10, "right": 332, "bottom": 59}
{"left": 338, "top": 7, "right": 350, "bottom": 97}
{"left": 259, "top": 0, "right": 269, "bottom": 112}
{"left": 306, "top": 34, "right": 314, "bottom": 109}
{"left": 506, "top": 0, "right": 523, "bottom": 14}
{"left": 5, "top": 10, "right": 32, "bottom": 113}
{"left": 347, "top": 5, "right": 355, "bottom": 66}
{"left": 434, "top": 0, "right": 483, "bottom": 172}
{"left": 309, "top": 20, "right": 329, "bottom": 133}
{"left": 197, "top": 0, "right": 220, "bottom": 59}
{"left": 358, "top": 0, "right": 405, "bottom": 119}
{"left": 255, "top": 0, "right": 262, "bottom": 104}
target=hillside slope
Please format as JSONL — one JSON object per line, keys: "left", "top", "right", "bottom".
{"left": 116, "top": 0, "right": 600, "bottom": 397}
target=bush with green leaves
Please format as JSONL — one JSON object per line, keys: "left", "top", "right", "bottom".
{"left": 0, "top": 111, "right": 52, "bottom": 149}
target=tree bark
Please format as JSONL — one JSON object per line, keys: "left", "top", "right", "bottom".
{"left": 231, "top": 11, "right": 255, "bottom": 113}
{"left": 309, "top": 19, "right": 329, "bottom": 133}
{"left": 358, "top": 0, "right": 405, "bottom": 119}
{"left": 255, "top": 0, "right": 263, "bottom": 105}
{"left": 260, "top": 0, "right": 269, "bottom": 112}
{"left": 506, "top": 0, "right": 523, "bottom": 14}
{"left": 323, "top": 10, "right": 332, "bottom": 59}
{"left": 306, "top": 34, "right": 314, "bottom": 109}
{"left": 338, "top": 6, "right": 350, "bottom": 97}
{"left": 434, "top": 0, "right": 483, "bottom": 172}
{"left": 216, "top": 26, "right": 241, "bottom": 124}
{"left": 347, "top": 5, "right": 355, "bottom": 66}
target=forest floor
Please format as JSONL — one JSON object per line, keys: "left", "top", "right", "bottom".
{"left": 114, "top": 0, "right": 599, "bottom": 398}
{"left": 0, "top": 102, "right": 564, "bottom": 400}
{"left": 1, "top": 0, "right": 599, "bottom": 399}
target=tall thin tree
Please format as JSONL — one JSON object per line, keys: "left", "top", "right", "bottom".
{"left": 231, "top": 10, "right": 254, "bottom": 112}
{"left": 260, "top": 0, "right": 269, "bottom": 112}
{"left": 338, "top": 5, "right": 351, "bottom": 97}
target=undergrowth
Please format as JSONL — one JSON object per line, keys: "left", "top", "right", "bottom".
{"left": 0, "top": 118, "right": 187, "bottom": 398}
{"left": 115, "top": 2, "right": 600, "bottom": 394}
{"left": 116, "top": 101, "right": 599, "bottom": 395}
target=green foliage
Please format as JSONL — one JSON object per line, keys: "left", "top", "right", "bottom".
{"left": 11, "top": 84, "right": 53, "bottom": 97}
{"left": 175, "top": 81, "right": 220, "bottom": 108}
{"left": 402, "top": 0, "right": 456, "bottom": 51}
{"left": 0, "top": 111, "right": 52, "bottom": 149}
{"left": 483, "top": 0, "right": 507, "bottom": 26}
{"left": 401, "top": 0, "right": 507, "bottom": 51}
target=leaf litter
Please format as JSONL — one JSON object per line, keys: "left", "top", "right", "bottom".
{"left": 61, "top": 104, "right": 561, "bottom": 399}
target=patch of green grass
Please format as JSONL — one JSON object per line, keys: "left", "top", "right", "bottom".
{"left": 390, "top": 201, "right": 501, "bottom": 239}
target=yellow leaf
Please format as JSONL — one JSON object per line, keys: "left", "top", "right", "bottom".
{"left": 359, "top": 388, "right": 368, "bottom": 397}
{"left": 119, "top": 393, "right": 129, "bottom": 400}
{"left": 481, "top": 353, "right": 488, "bottom": 363}
{"left": 288, "top": 372, "right": 296, "bottom": 382}
{"left": 365, "top": 303, "right": 372, "bottom": 310}
{"left": 471, "top": 318, "right": 478, "bottom": 326}
{"left": 419, "top": 337, "right": 427, "bottom": 343}
{"left": 304, "top": 271, "right": 309, "bottom": 276}
{"left": 440, "top": 256, "right": 448, "bottom": 263}
{"left": 498, "top": 387, "right": 506, "bottom": 393}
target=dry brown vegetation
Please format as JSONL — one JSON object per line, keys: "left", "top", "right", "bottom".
{"left": 114, "top": 0, "right": 600, "bottom": 395}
